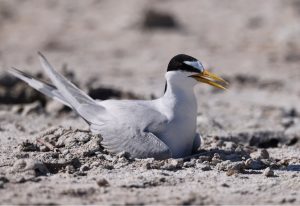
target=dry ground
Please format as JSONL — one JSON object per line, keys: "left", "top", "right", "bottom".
{"left": 0, "top": 0, "right": 300, "bottom": 205}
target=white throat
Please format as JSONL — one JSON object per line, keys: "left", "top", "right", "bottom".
{"left": 163, "top": 71, "right": 197, "bottom": 109}
{"left": 157, "top": 71, "right": 198, "bottom": 157}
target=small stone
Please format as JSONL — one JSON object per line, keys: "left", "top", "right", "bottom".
{"left": 116, "top": 151, "right": 130, "bottom": 159}
{"left": 221, "top": 183, "right": 230, "bottom": 187}
{"left": 162, "top": 159, "right": 183, "bottom": 170}
{"left": 224, "top": 141, "right": 237, "bottom": 150}
{"left": 97, "top": 178, "right": 109, "bottom": 187}
{"left": 217, "top": 161, "right": 245, "bottom": 175}
{"left": 39, "top": 145, "right": 49, "bottom": 152}
{"left": 65, "top": 165, "right": 75, "bottom": 174}
{"left": 211, "top": 153, "right": 222, "bottom": 165}
{"left": 75, "top": 132, "right": 90, "bottom": 143}
{"left": 259, "top": 149, "right": 269, "bottom": 159}
{"left": 245, "top": 158, "right": 253, "bottom": 167}
{"left": 200, "top": 165, "right": 211, "bottom": 171}
{"left": 80, "top": 164, "right": 90, "bottom": 172}
{"left": 18, "top": 140, "right": 39, "bottom": 152}
{"left": 263, "top": 167, "right": 274, "bottom": 177}
{"left": 11, "top": 159, "right": 49, "bottom": 176}
{"left": 245, "top": 158, "right": 266, "bottom": 170}
{"left": 281, "top": 118, "right": 294, "bottom": 128}
{"left": 226, "top": 169, "right": 236, "bottom": 176}
{"left": 183, "top": 159, "right": 196, "bottom": 168}
{"left": 213, "top": 153, "right": 221, "bottom": 159}
{"left": 196, "top": 156, "right": 211, "bottom": 163}
{"left": 62, "top": 149, "right": 69, "bottom": 155}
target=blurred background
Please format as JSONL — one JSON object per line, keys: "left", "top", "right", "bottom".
{"left": 0, "top": 0, "right": 300, "bottom": 135}
{"left": 0, "top": 2, "right": 300, "bottom": 204}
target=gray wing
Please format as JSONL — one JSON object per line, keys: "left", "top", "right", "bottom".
{"left": 38, "top": 52, "right": 107, "bottom": 124}
{"left": 90, "top": 101, "right": 171, "bottom": 160}
{"left": 8, "top": 67, "right": 70, "bottom": 107}
{"left": 91, "top": 123, "right": 171, "bottom": 160}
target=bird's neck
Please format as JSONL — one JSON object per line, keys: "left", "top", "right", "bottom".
{"left": 160, "top": 72, "right": 197, "bottom": 117}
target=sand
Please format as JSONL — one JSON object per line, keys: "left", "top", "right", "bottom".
{"left": 0, "top": 0, "right": 299, "bottom": 204}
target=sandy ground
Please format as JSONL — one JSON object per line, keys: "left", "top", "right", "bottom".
{"left": 0, "top": 0, "right": 300, "bottom": 205}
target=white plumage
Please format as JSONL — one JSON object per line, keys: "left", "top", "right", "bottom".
{"left": 9, "top": 53, "right": 227, "bottom": 159}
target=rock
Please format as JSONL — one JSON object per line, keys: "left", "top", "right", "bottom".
{"left": 221, "top": 183, "right": 230, "bottom": 187}
{"left": 74, "top": 132, "right": 91, "bottom": 143}
{"left": 259, "top": 149, "right": 270, "bottom": 159}
{"left": 0, "top": 176, "right": 9, "bottom": 189}
{"left": 245, "top": 158, "right": 266, "bottom": 170}
{"left": 11, "top": 159, "right": 49, "bottom": 176}
{"left": 116, "top": 151, "right": 130, "bottom": 159}
{"left": 18, "top": 140, "right": 39, "bottom": 152}
{"left": 224, "top": 141, "right": 237, "bottom": 150}
{"left": 263, "top": 167, "right": 274, "bottom": 177}
{"left": 162, "top": 159, "right": 183, "bottom": 170}
{"left": 80, "top": 164, "right": 90, "bottom": 172}
{"left": 97, "top": 178, "right": 109, "bottom": 187}
{"left": 211, "top": 153, "right": 222, "bottom": 165}
{"left": 183, "top": 159, "right": 196, "bottom": 168}
{"left": 198, "top": 164, "right": 212, "bottom": 171}
{"left": 82, "top": 136, "right": 101, "bottom": 157}
{"left": 196, "top": 156, "right": 211, "bottom": 163}
{"left": 65, "top": 165, "right": 75, "bottom": 174}
{"left": 216, "top": 160, "right": 231, "bottom": 171}
{"left": 281, "top": 118, "right": 294, "bottom": 129}
{"left": 251, "top": 149, "right": 270, "bottom": 160}
{"left": 217, "top": 161, "right": 245, "bottom": 175}
{"left": 62, "top": 149, "right": 69, "bottom": 155}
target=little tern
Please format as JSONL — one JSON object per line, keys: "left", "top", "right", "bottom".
{"left": 9, "top": 53, "right": 228, "bottom": 159}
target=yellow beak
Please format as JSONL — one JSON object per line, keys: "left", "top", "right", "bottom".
{"left": 190, "top": 70, "right": 229, "bottom": 90}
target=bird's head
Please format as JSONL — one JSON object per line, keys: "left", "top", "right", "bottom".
{"left": 167, "top": 54, "right": 228, "bottom": 90}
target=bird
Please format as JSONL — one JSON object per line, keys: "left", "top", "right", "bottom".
{"left": 9, "top": 53, "right": 228, "bottom": 160}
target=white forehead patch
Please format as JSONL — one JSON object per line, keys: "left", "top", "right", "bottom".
{"left": 183, "top": 60, "right": 204, "bottom": 72}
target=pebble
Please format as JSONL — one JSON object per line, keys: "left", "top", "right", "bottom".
{"left": 199, "top": 164, "right": 212, "bottom": 171}
{"left": 80, "top": 164, "right": 90, "bottom": 172}
{"left": 75, "top": 132, "right": 91, "bottom": 143}
{"left": 11, "top": 159, "right": 49, "bottom": 176}
{"left": 217, "top": 161, "right": 245, "bottom": 175}
{"left": 116, "top": 151, "right": 130, "bottom": 159}
{"left": 259, "top": 149, "right": 269, "bottom": 159}
{"left": 183, "top": 159, "right": 196, "bottom": 168}
{"left": 97, "top": 178, "right": 109, "bottom": 187}
{"left": 211, "top": 153, "right": 222, "bottom": 165}
{"left": 162, "top": 159, "right": 183, "bottom": 170}
{"left": 65, "top": 165, "right": 75, "bottom": 174}
{"left": 196, "top": 156, "right": 211, "bottom": 163}
{"left": 62, "top": 149, "right": 69, "bottom": 155}
{"left": 245, "top": 158, "right": 266, "bottom": 170}
{"left": 263, "top": 167, "right": 274, "bottom": 177}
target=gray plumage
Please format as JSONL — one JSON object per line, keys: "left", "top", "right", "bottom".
{"left": 9, "top": 53, "right": 208, "bottom": 159}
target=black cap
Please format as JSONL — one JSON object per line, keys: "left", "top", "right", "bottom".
{"left": 167, "top": 54, "right": 201, "bottom": 73}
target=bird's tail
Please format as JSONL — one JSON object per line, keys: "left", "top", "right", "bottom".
{"left": 8, "top": 67, "right": 71, "bottom": 107}
{"left": 9, "top": 53, "right": 107, "bottom": 125}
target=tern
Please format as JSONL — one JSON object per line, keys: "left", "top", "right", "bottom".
{"left": 9, "top": 53, "right": 228, "bottom": 159}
